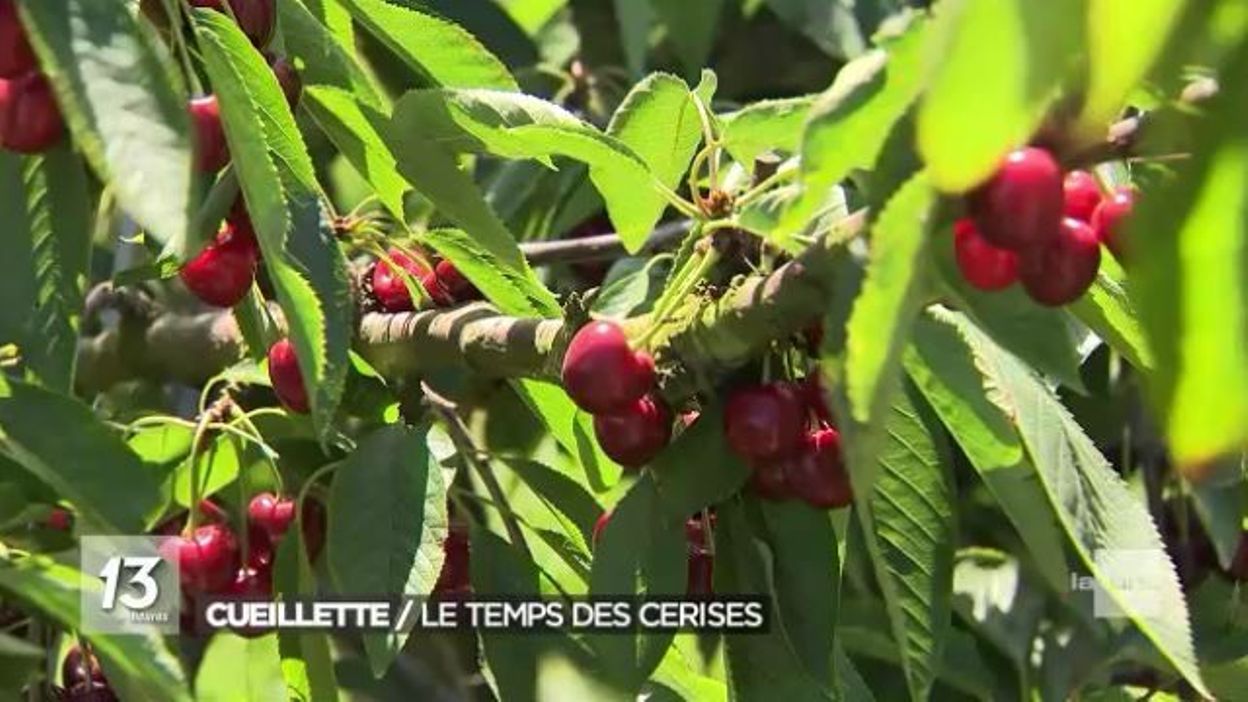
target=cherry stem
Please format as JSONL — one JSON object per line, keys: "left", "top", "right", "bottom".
{"left": 637, "top": 243, "right": 722, "bottom": 349}
{"left": 185, "top": 412, "right": 214, "bottom": 533}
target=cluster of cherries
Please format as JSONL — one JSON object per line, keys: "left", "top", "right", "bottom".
{"left": 56, "top": 645, "right": 116, "bottom": 701}
{"left": 593, "top": 510, "right": 714, "bottom": 595}
{"left": 0, "top": 0, "right": 64, "bottom": 154}
{"left": 561, "top": 321, "right": 672, "bottom": 468}
{"left": 371, "top": 247, "right": 481, "bottom": 312}
{"left": 158, "top": 493, "right": 325, "bottom": 637}
{"left": 725, "top": 376, "right": 851, "bottom": 510}
{"left": 953, "top": 147, "right": 1136, "bottom": 306}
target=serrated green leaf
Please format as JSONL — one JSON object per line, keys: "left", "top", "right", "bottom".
{"left": 279, "top": 0, "right": 384, "bottom": 109}
{"left": 845, "top": 171, "right": 936, "bottom": 423}
{"left": 0, "top": 376, "right": 161, "bottom": 534}
{"left": 761, "top": 0, "right": 865, "bottom": 59}
{"left": 649, "top": 0, "right": 725, "bottom": 81}
{"left": 1079, "top": 0, "right": 1190, "bottom": 138}
{"left": 607, "top": 73, "right": 702, "bottom": 199}
{"left": 470, "top": 527, "right": 544, "bottom": 701}
{"left": 303, "top": 86, "right": 408, "bottom": 220}
{"left": 19, "top": 0, "right": 192, "bottom": 249}
{"left": 0, "top": 632, "right": 41, "bottom": 697}
{"left": 423, "top": 228, "right": 560, "bottom": 318}
{"left": 0, "top": 147, "right": 91, "bottom": 392}
{"left": 905, "top": 312, "right": 1070, "bottom": 592}
{"left": 195, "top": 633, "right": 286, "bottom": 702}
{"left": 0, "top": 555, "right": 190, "bottom": 702}
{"left": 938, "top": 307, "right": 1209, "bottom": 696}
{"left": 649, "top": 403, "right": 751, "bottom": 518}
{"left": 917, "top": 0, "right": 1085, "bottom": 192}
{"left": 1130, "top": 42, "right": 1248, "bottom": 468}
{"left": 775, "top": 18, "right": 927, "bottom": 241}
{"left": 197, "top": 11, "right": 354, "bottom": 438}
{"left": 1067, "top": 261, "right": 1154, "bottom": 371}
{"left": 391, "top": 89, "right": 667, "bottom": 252}
{"left": 327, "top": 425, "right": 448, "bottom": 677}
{"left": 720, "top": 95, "right": 815, "bottom": 165}
{"left": 340, "top": 0, "right": 518, "bottom": 91}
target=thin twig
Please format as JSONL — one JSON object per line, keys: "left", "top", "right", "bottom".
{"left": 518, "top": 220, "right": 692, "bottom": 265}
{"left": 419, "top": 382, "right": 530, "bottom": 559}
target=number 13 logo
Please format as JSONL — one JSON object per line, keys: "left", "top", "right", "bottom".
{"left": 98, "top": 556, "right": 162, "bottom": 611}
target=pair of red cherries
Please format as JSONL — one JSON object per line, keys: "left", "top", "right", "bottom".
{"left": 0, "top": 0, "right": 63, "bottom": 154}
{"left": 371, "top": 247, "right": 482, "bottom": 312}
{"left": 953, "top": 147, "right": 1136, "bottom": 306}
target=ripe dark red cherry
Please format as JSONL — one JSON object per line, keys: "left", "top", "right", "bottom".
{"left": 62, "top": 646, "right": 107, "bottom": 689}
{"left": 967, "top": 147, "right": 1064, "bottom": 251}
{"left": 723, "top": 384, "right": 805, "bottom": 461}
{"left": 223, "top": 565, "right": 274, "bottom": 637}
{"left": 371, "top": 248, "right": 432, "bottom": 312}
{"left": 179, "top": 223, "right": 258, "bottom": 307}
{"left": 434, "top": 259, "right": 481, "bottom": 303}
{"left": 748, "top": 458, "right": 792, "bottom": 501}
{"left": 433, "top": 523, "right": 470, "bottom": 595}
{"left": 189, "top": 95, "right": 229, "bottom": 173}
{"left": 247, "top": 492, "right": 295, "bottom": 540}
{"left": 267, "top": 338, "right": 310, "bottom": 414}
{"left": 0, "top": 0, "right": 36, "bottom": 79}
{"left": 0, "top": 72, "right": 64, "bottom": 153}
{"left": 592, "top": 510, "right": 611, "bottom": 548}
{"left": 1091, "top": 187, "right": 1135, "bottom": 259}
{"left": 592, "top": 394, "right": 672, "bottom": 468}
{"left": 953, "top": 218, "right": 1019, "bottom": 291}
{"left": 191, "top": 0, "right": 275, "bottom": 47}
{"left": 1062, "top": 170, "right": 1102, "bottom": 223}
{"left": 561, "top": 321, "right": 655, "bottom": 415}
{"left": 421, "top": 271, "right": 454, "bottom": 307}
{"left": 45, "top": 507, "right": 72, "bottom": 531}
{"left": 786, "top": 428, "right": 852, "bottom": 509}
{"left": 269, "top": 56, "right": 301, "bottom": 108}
{"left": 161, "top": 522, "right": 239, "bottom": 594}
{"left": 1018, "top": 218, "right": 1102, "bottom": 307}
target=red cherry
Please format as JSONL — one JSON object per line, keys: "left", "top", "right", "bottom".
{"left": 223, "top": 566, "right": 273, "bottom": 637}
{"left": 0, "top": 71, "right": 63, "bottom": 153}
{"left": 433, "top": 523, "right": 470, "bottom": 595}
{"left": 179, "top": 223, "right": 258, "bottom": 307}
{"left": 191, "top": 0, "right": 275, "bottom": 47}
{"left": 1062, "top": 170, "right": 1102, "bottom": 222}
{"left": 247, "top": 492, "right": 295, "bottom": 539}
{"left": 267, "top": 338, "right": 310, "bottom": 414}
{"left": 434, "top": 259, "right": 481, "bottom": 303}
{"left": 371, "top": 248, "right": 432, "bottom": 312}
{"left": 953, "top": 218, "right": 1019, "bottom": 291}
{"left": 800, "top": 374, "right": 833, "bottom": 425}
{"left": 748, "top": 458, "right": 792, "bottom": 501}
{"left": 684, "top": 513, "right": 715, "bottom": 550}
{"left": 723, "top": 383, "right": 805, "bottom": 461}
{"left": 45, "top": 507, "right": 72, "bottom": 531}
{"left": 189, "top": 95, "right": 229, "bottom": 173}
{"left": 0, "top": 0, "right": 36, "bottom": 79}
{"left": 1018, "top": 218, "right": 1102, "bottom": 307}
{"left": 269, "top": 56, "right": 301, "bottom": 108}
{"left": 593, "top": 394, "right": 672, "bottom": 468}
{"left": 1091, "top": 187, "right": 1134, "bottom": 259}
{"left": 786, "top": 428, "right": 852, "bottom": 510}
{"left": 967, "top": 147, "right": 1064, "bottom": 251}
{"left": 685, "top": 516, "right": 714, "bottom": 595}
{"left": 161, "top": 522, "right": 239, "bottom": 594}
{"left": 421, "top": 271, "right": 454, "bottom": 307}
{"left": 592, "top": 510, "right": 611, "bottom": 548}
{"left": 561, "top": 321, "right": 655, "bottom": 414}
{"left": 62, "top": 646, "right": 107, "bottom": 689}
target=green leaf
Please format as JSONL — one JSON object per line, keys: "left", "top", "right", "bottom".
{"left": 390, "top": 89, "right": 667, "bottom": 252}
{"left": 589, "top": 475, "right": 686, "bottom": 689}
{"left": 1079, "top": 0, "right": 1190, "bottom": 138}
{"left": 171, "top": 435, "right": 241, "bottom": 507}
{"left": 423, "top": 228, "right": 561, "bottom": 318}
{"left": 195, "top": 633, "right": 286, "bottom": 702}
{"left": 840, "top": 385, "right": 956, "bottom": 701}
{"left": 649, "top": 0, "right": 725, "bottom": 81}
{"left": 0, "top": 555, "right": 190, "bottom": 702}
{"left": 715, "top": 501, "right": 834, "bottom": 700}
{"left": 904, "top": 312, "right": 1070, "bottom": 591}
{"left": 845, "top": 172, "right": 936, "bottom": 424}
{"left": 1130, "top": 43, "right": 1248, "bottom": 469}
{"left": 339, "top": 0, "right": 518, "bottom": 91}
{"left": 0, "top": 376, "right": 161, "bottom": 534}
{"left": 612, "top": 0, "right": 653, "bottom": 77}
{"left": 513, "top": 379, "right": 623, "bottom": 493}
{"left": 327, "top": 425, "right": 448, "bottom": 677}
{"left": 1067, "top": 262, "right": 1154, "bottom": 371}
{"left": 759, "top": 501, "right": 841, "bottom": 687}
{"left": 592, "top": 256, "right": 672, "bottom": 319}
{"left": 19, "top": 0, "right": 192, "bottom": 248}
{"left": 0, "top": 147, "right": 92, "bottom": 392}
{"left": 720, "top": 95, "right": 815, "bottom": 165}
{"left": 197, "top": 11, "right": 354, "bottom": 438}
{"left": 775, "top": 18, "right": 927, "bottom": 241}
{"left": 470, "top": 527, "right": 544, "bottom": 701}
{"left": 648, "top": 403, "right": 751, "bottom": 518}
{"left": 278, "top": 0, "right": 385, "bottom": 109}
{"left": 606, "top": 73, "right": 703, "bottom": 199}
{"left": 761, "top": 0, "right": 866, "bottom": 59}
{"left": 272, "top": 513, "right": 339, "bottom": 702}
{"left": 937, "top": 307, "right": 1210, "bottom": 696}
{"left": 917, "top": 0, "right": 1085, "bottom": 192}
{"left": 303, "top": 87, "right": 409, "bottom": 220}
{"left": 0, "top": 632, "right": 41, "bottom": 698}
